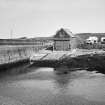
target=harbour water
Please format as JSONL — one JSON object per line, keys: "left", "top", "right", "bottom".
{"left": 0, "top": 64, "right": 105, "bottom": 105}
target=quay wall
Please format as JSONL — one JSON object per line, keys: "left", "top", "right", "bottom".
{"left": 0, "top": 45, "right": 46, "bottom": 67}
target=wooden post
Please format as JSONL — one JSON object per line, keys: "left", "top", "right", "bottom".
{"left": 53, "top": 42, "right": 54, "bottom": 52}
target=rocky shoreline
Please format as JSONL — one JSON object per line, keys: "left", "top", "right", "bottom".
{"left": 31, "top": 49, "right": 105, "bottom": 73}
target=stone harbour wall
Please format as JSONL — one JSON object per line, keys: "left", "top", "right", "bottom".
{"left": 0, "top": 45, "right": 45, "bottom": 66}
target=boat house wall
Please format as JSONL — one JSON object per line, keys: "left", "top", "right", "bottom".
{"left": 53, "top": 28, "right": 77, "bottom": 51}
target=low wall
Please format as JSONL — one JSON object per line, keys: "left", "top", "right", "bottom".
{"left": 0, "top": 45, "right": 46, "bottom": 67}
{"left": 77, "top": 43, "right": 105, "bottom": 49}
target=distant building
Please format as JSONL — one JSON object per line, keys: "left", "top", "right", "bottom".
{"left": 53, "top": 28, "right": 77, "bottom": 51}
{"left": 101, "top": 37, "right": 105, "bottom": 44}
{"left": 86, "top": 36, "right": 98, "bottom": 44}
{"left": 76, "top": 33, "right": 105, "bottom": 44}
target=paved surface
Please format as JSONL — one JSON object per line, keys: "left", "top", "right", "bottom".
{"left": 30, "top": 49, "right": 105, "bottom": 61}
{"left": 0, "top": 96, "right": 25, "bottom": 105}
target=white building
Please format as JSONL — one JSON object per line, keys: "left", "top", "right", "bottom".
{"left": 86, "top": 36, "right": 98, "bottom": 44}
{"left": 101, "top": 37, "right": 105, "bottom": 43}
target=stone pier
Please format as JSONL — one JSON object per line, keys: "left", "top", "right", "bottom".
{"left": 0, "top": 45, "right": 46, "bottom": 67}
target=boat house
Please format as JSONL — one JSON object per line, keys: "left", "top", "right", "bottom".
{"left": 53, "top": 28, "right": 77, "bottom": 51}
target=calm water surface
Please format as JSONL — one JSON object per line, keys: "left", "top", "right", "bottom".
{"left": 0, "top": 65, "right": 105, "bottom": 105}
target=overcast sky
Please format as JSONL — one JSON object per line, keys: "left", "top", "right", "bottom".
{"left": 0, "top": 0, "right": 105, "bottom": 38}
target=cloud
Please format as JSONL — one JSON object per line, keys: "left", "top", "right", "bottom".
{"left": 71, "top": 0, "right": 105, "bottom": 9}
{"left": 0, "top": 0, "right": 105, "bottom": 38}
{"left": 0, "top": 0, "right": 104, "bottom": 14}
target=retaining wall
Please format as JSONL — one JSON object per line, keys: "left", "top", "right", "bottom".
{"left": 0, "top": 45, "right": 45, "bottom": 66}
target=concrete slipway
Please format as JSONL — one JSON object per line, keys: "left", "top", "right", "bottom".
{"left": 30, "top": 49, "right": 105, "bottom": 71}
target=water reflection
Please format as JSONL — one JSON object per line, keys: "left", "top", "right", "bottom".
{"left": 54, "top": 73, "right": 70, "bottom": 89}
{"left": 0, "top": 65, "right": 105, "bottom": 105}
{"left": 54, "top": 66, "right": 70, "bottom": 74}
{"left": 53, "top": 66, "right": 105, "bottom": 103}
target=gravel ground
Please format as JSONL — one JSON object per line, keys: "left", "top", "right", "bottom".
{"left": 0, "top": 96, "right": 25, "bottom": 105}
